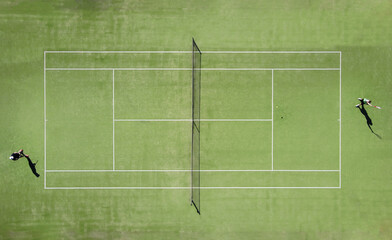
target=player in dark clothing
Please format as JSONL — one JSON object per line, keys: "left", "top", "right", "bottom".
{"left": 9, "top": 149, "right": 24, "bottom": 161}
{"left": 9, "top": 149, "right": 40, "bottom": 177}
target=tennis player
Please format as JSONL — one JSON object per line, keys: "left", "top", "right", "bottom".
{"left": 9, "top": 149, "right": 40, "bottom": 177}
{"left": 9, "top": 149, "right": 24, "bottom": 161}
{"left": 356, "top": 98, "right": 373, "bottom": 108}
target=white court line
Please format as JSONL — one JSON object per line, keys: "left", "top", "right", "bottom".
{"left": 45, "top": 68, "right": 340, "bottom": 71}
{"left": 46, "top": 68, "right": 192, "bottom": 71}
{"left": 45, "top": 186, "right": 341, "bottom": 189}
{"left": 44, "top": 52, "right": 47, "bottom": 189}
{"left": 202, "top": 68, "right": 340, "bottom": 71}
{"left": 114, "top": 119, "right": 272, "bottom": 122}
{"left": 339, "top": 52, "right": 342, "bottom": 188}
{"left": 271, "top": 70, "right": 274, "bottom": 170}
{"left": 203, "top": 51, "right": 341, "bottom": 54}
{"left": 46, "top": 169, "right": 340, "bottom": 172}
{"left": 45, "top": 51, "right": 193, "bottom": 54}
{"left": 44, "top": 51, "right": 341, "bottom": 54}
{"left": 112, "top": 70, "right": 115, "bottom": 171}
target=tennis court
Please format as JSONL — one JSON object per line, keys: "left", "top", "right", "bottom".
{"left": 44, "top": 49, "right": 341, "bottom": 191}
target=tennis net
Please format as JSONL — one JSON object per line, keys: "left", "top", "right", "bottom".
{"left": 191, "top": 38, "right": 201, "bottom": 214}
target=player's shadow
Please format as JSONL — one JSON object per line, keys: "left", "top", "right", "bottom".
{"left": 25, "top": 155, "right": 40, "bottom": 177}
{"left": 358, "top": 105, "right": 382, "bottom": 139}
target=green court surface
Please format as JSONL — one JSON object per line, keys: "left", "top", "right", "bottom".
{"left": 44, "top": 52, "right": 339, "bottom": 189}
{"left": 1, "top": 1, "right": 392, "bottom": 239}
